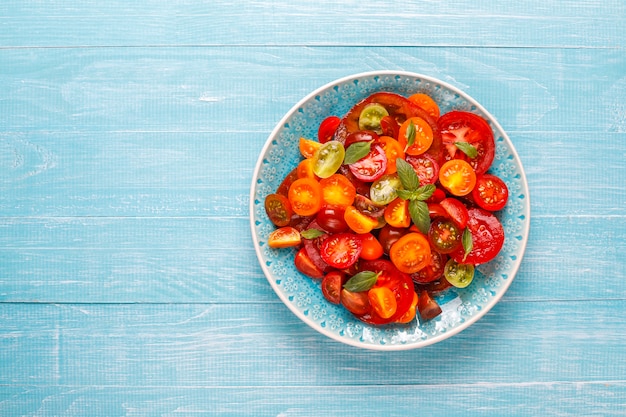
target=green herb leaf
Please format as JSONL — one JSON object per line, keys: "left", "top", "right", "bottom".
{"left": 409, "top": 200, "right": 430, "bottom": 234}
{"left": 300, "top": 229, "right": 325, "bottom": 240}
{"left": 413, "top": 184, "right": 436, "bottom": 201}
{"left": 405, "top": 120, "right": 416, "bottom": 147}
{"left": 462, "top": 228, "right": 473, "bottom": 261}
{"left": 343, "top": 141, "right": 372, "bottom": 165}
{"left": 396, "top": 189, "right": 416, "bottom": 200}
{"left": 455, "top": 142, "right": 478, "bottom": 159}
{"left": 395, "top": 158, "right": 420, "bottom": 191}
{"left": 343, "top": 271, "right": 381, "bottom": 292}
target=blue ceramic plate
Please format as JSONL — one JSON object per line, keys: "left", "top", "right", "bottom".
{"left": 250, "top": 71, "right": 530, "bottom": 350}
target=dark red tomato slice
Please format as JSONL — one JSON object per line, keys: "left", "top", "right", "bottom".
{"left": 335, "top": 92, "right": 443, "bottom": 164}
{"left": 427, "top": 202, "right": 449, "bottom": 220}
{"left": 344, "top": 130, "right": 379, "bottom": 148}
{"left": 276, "top": 168, "right": 299, "bottom": 197}
{"left": 341, "top": 288, "right": 371, "bottom": 316}
{"left": 417, "top": 291, "right": 442, "bottom": 321}
{"left": 406, "top": 153, "right": 440, "bottom": 185}
{"left": 318, "top": 116, "right": 341, "bottom": 144}
{"left": 377, "top": 224, "right": 408, "bottom": 255}
{"left": 428, "top": 218, "right": 462, "bottom": 254}
{"left": 451, "top": 207, "right": 505, "bottom": 265}
{"left": 472, "top": 174, "right": 509, "bottom": 211}
{"left": 316, "top": 205, "right": 349, "bottom": 233}
{"left": 321, "top": 270, "right": 345, "bottom": 304}
{"left": 302, "top": 220, "right": 330, "bottom": 272}
{"left": 411, "top": 251, "right": 448, "bottom": 284}
{"left": 348, "top": 144, "right": 387, "bottom": 182}
{"left": 320, "top": 233, "right": 363, "bottom": 269}
{"left": 438, "top": 111, "right": 495, "bottom": 175}
{"left": 439, "top": 197, "right": 469, "bottom": 229}
{"left": 294, "top": 248, "right": 324, "bottom": 279}
{"left": 264, "top": 193, "right": 293, "bottom": 227}
{"left": 355, "top": 259, "right": 415, "bottom": 325}
{"left": 353, "top": 194, "right": 386, "bottom": 218}
{"left": 380, "top": 115, "right": 400, "bottom": 138}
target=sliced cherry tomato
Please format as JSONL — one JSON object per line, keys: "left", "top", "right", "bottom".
{"left": 302, "top": 220, "right": 330, "bottom": 272}
{"left": 296, "top": 158, "right": 317, "bottom": 179}
{"left": 321, "top": 270, "right": 345, "bottom": 304}
{"left": 439, "top": 159, "right": 477, "bottom": 196}
{"left": 439, "top": 197, "right": 469, "bottom": 229}
{"left": 406, "top": 153, "right": 440, "bottom": 185}
{"left": 411, "top": 251, "right": 447, "bottom": 284}
{"left": 264, "top": 193, "right": 293, "bottom": 227}
{"left": 344, "top": 205, "right": 379, "bottom": 234}
{"left": 427, "top": 202, "right": 449, "bottom": 220}
{"left": 438, "top": 111, "right": 495, "bottom": 175}
{"left": 408, "top": 93, "right": 440, "bottom": 119}
{"left": 341, "top": 288, "right": 371, "bottom": 316}
{"left": 376, "top": 136, "right": 405, "bottom": 175}
{"left": 294, "top": 247, "right": 324, "bottom": 279}
{"left": 472, "top": 174, "right": 509, "bottom": 211}
{"left": 369, "top": 173, "right": 402, "bottom": 205}
{"left": 426, "top": 187, "right": 447, "bottom": 204}
{"left": 299, "top": 137, "right": 321, "bottom": 159}
{"left": 389, "top": 232, "right": 431, "bottom": 274}
{"left": 348, "top": 144, "right": 387, "bottom": 182}
{"left": 276, "top": 168, "right": 299, "bottom": 197}
{"left": 380, "top": 115, "right": 400, "bottom": 138}
{"left": 398, "top": 117, "right": 434, "bottom": 156}
{"left": 320, "top": 232, "right": 363, "bottom": 269}
{"left": 444, "top": 259, "right": 475, "bottom": 288}
{"left": 353, "top": 194, "right": 385, "bottom": 218}
{"left": 368, "top": 286, "right": 397, "bottom": 319}
{"left": 313, "top": 140, "right": 345, "bottom": 178}
{"left": 377, "top": 224, "right": 408, "bottom": 255}
{"left": 288, "top": 177, "right": 322, "bottom": 216}
{"left": 318, "top": 116, "right": 341, "bottom": 144}
{"left": 359, "top": 103, "right": 389, "bottom": 133}
{"left": 319, "top": 173, "right": 356, "bottom": 207}
{"left": 268, "top": 226, "right": 302, "bottom": 248}
{"left": 315, "top": 205, "right": 348, "bottom": 233}
{"left": 395, "top": 292, "right": 418, "bottom": 323}
{"left": 384, "top": 198, "right": 411, "bottom": 228}
{"left": 417, "top": 290, "right": 442, "bottom": 321}
{"left": 428, "top": 218, "right": 463, "bottom": 254}
{"left": 337, "top": 165, "right": 371, "bottom": 196}
{"left": 359, "top": 233, "right": 384, "bottom": 260}
{"left": 451, "top": 207, "right": 505, "bottom": 265}
{"left": 344, "top": 130, "right": 379, "bottom": 148}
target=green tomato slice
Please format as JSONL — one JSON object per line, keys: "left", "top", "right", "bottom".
{"left": 313, "top": 140, "right": 345, "bottom": 178}
{"left": 358, "top": 103, "right": 389, "bottom": 133}
{"left": 369, "top": 174, "right": 402, "bottom": 205}
{"left": 444, "top": 259, "right": 475, "bottom": 288}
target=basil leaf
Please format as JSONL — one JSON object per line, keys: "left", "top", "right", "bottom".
{"left": 406, "top": 120, "right": 416, "bottom": 147}
{"left": 413, "top": 184, "right": 436, "bottom": 201}
{"left": 409, "top": 200, "right": 430, "bottom": 234}
{"left": 462, "top": 227, "right": 473, "bottom": 261}
{"left": 396, "top": 189, "right": 416, "bottom": 200}
{"left": 343, "top": 141, "right": 372, "bottom": 165}
{"left": 455, "top": 142, "right": 478, "bottom": 159}
{"left": 300, "top": 229, "right": 325, "bottom": 240}
{"left": 343, "top": 271, "right": 380, "bottom": 292}
{"left": 395, "top": 158, "right": 420, "bottom": 191}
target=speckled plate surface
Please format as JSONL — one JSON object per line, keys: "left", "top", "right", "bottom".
{"left": 250, "top": 71, "right": 530, "bottom": 350}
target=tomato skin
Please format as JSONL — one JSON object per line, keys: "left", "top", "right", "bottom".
{"left": 389, "top": 232, "right": 432, "bottom": 274}
{"left": 417, "top": 291, "right": 442, "bottom": 321}
{"left": 439, "top": 197, "right": 469, "bottom": 229}
{"left": 406, "top": 153, "right": 440, "bottom": 185}
{"left": 341, "top": 289, "right": 371, "bottom": 316}
{"left": 438, "top": 111, "right": 495, "bottom": 175}
{"left": 439, "top": 159, "right": 477, "bottom": 197}
{"left": 348, "top": 144, "right": 388, "bottom": 182}
{"left": 288, "top": 177, "right": 323, "bottom": 216}
{"left": 472, "top": 174, "right": 509, "bottom": 211}
{"left": 451, "top": 207, "right": 505, "bottom": 265}
{"left": 264, "top": 193, "right": 294, "bottom": 227}
{"left": 315, "top": 205, "right": 348, "bottom": 233}
{"left": 294, "top": 248, "right": 324, "bottom": 279}
{"left": 359, "top": 233, "right": 384, "bottom": 260}
{"left": 380, "top": 115, "right": 400, "bottom": 138}
{"left": 320, "top": 233, "right": 363, "bottom": 269}
{"left": 268, "top": 226, "right": 302, "bottom": 248}
{"left": 318, "top": 116, "right": 341, "bottom": 144}
{"left": 321, "top": 270, "right": 345, "bottom": 304}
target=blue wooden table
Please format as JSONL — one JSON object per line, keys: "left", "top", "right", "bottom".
{"left": 1, "top": 1, "right": 625, "bottom": 415}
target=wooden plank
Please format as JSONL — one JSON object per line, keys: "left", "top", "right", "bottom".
{"left": 1, "top": 301, "right": 625, "bottom": 387}
{"left": 0, "top": 216, "right": 624, "bottom": 303}
{"left": 1, "top": 383, "right": 625, "bottom": 416}
{"left": 1, "top": 0, "right": 623, "bottom": 48}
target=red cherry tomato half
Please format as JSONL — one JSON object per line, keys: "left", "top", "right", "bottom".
{"left": 438, "top": 111, "right": 495, "bottom": 175}
{"left": 439, "top": 197, "right": 469, "bottom": 229}
{"left": 411, "top": 251, "right": 448, "bottom": 284}
{"left": 302, "top": 220, "right": 330, "bottom": 273}
{"left": 320, "top": 233, "right": 363, "bottom": 269}
{"left": 380, "top": 115, "right": 400, "bottom": 138}
{"left": 451, "top": 207, "right": 505, "bottom": 265}
{"left": 406, "top": 153, "right": 440, "bottom": 185}
{"left": 316, "top": 205, "right": 349, "bottom": 233}
{"left": 472, "top": 174, "right": 509, "bottom": 211}
{"left": 348, "top": 144, "right": 388, "bottom": 182}
{"left": 294, "top": 248, "right": 324, "bottom": 279}
{"left": 318, "top": 116, "right": 341, "bottom": 143}
{"left": 344, "top": 130, "right": 379, "bottom": 148}
{"left": 321, "top": 270, "right": 345, "bottom": 304}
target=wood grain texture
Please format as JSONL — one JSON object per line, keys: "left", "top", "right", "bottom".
{"left": 1, "top": 0, "right": 625, "bottom": 415}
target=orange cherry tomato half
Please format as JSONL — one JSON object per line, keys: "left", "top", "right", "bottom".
{"left": 408, "top": 93, "right": 441, "bottom": 119}
{"left": 319, "top": 173, "right": 356, "bottom": 207}
{"left": 359, "top": 233, "right": 384, "bottom": 260}
{"left": 398, "top": 117, "right": 434, "bottom": 156}
{"left": 368, "top": 286, "right": 397, "bottom": 319}
{"left": 383, "top": 197, "right": 411, "bottom": 228}
{"left": 389, "top": 232, "right": 431, "bottom": 274}
{"left": 299, "top": 137, "right": 321, "bottom": 159}
{"left": 344, "top": 205, "right": 379, "bottom": 234}
{"left": 395, "top": 292, "right": 418, "bottom": 323}
{"left": 296, "top": 158, "right": 317, "bottom": 179}
{"left": 438, "top": 159, "right": 477, "bottom": 196}
{"left": 288, "top": 177, "right": 322, "bottom": 216}
{"left": 376, "top": 135, "right": 405, "bottom": 175}
{"left": 268, "top": 226, "right": 302, "bottom": 248}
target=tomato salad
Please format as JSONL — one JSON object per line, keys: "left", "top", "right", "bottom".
{"left": 264, "top": 91, "right": 508, "bottom": 325}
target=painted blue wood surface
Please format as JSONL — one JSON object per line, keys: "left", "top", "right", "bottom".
{"left": 1, "top": 0, "right": 625, "bottom": 415}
